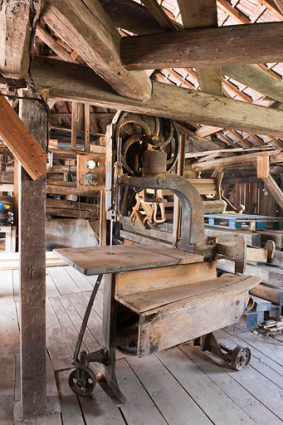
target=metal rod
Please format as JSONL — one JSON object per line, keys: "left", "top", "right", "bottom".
{"left": 73, "top": 273, "right": 103, "bottom": 362}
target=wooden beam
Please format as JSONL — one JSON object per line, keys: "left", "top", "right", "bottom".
{"left": 19, "top": 97, "right": 47, "bottom": 417}
{"left": 121, "top": 22, "right": 283, "bottom": 70}
{"left": 222, "top": 64, "right": 283, "bottom": 104}
{"left": 0, "top": 96, "right": 47, "bottom": 180}
{"left": 192, "top": 150, "right": 282, "bottom": 171}
{"left": 263, "top": 174, "right": 283, "bottom": 209}
{"left": 41, "top": 0, "right": 151, "bottom": 101}
{"left": 177, "top": 0, "right": 222, "bottom": 96}
{"left": 0, "top": 1, "right": 32, "bottom": 78}
{"left": 257, "top": 156, "right": 270, "bottom": 178}
{"left": 141, "top": 0, "right": 178, "bottom": 30}
{"left": 36, "top": 23, "right": 76, "bottom": 63}
{"left": 30, "top": 58, "right": 283, "bottom": 137}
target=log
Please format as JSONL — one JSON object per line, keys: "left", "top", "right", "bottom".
{"left": 0, "top": 1, "right": 32, "bottom": 79}
{"left": 41, "top": 0, "right": 151, "bottom": 101}
{"left": 29, "top": 57, "right": 283, "bottom": 137}
{"left": 121, "top": 22, "right": 283, "bottom": 70}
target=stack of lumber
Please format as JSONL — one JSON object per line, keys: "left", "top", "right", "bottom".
{"left": 258, "top": 319, "right": 283, "bottom": 334}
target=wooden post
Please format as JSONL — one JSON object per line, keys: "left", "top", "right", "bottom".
{"left": 19, "top": 98, "right": 47, "bottom": 418}
{"left": 84, "top": 103, "right": 90, "bottom": 152}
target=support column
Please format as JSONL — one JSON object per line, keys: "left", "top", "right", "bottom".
{"left": 19, "top": 98, "right": 47, "bottom": 418}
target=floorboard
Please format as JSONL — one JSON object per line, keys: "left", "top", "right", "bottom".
{"left": 1, "top": 264, "right": 283, "bottom": 424}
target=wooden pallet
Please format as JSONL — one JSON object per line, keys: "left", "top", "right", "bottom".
{"left": 204, "top": 214, "right": 283, "bottom": 230}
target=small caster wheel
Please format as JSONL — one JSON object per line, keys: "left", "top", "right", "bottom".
{"left": 69, "top": 367, "right": 97, "bottom": 397}
{"left": 230, "top": 346, "right": 251, "bottom": 370}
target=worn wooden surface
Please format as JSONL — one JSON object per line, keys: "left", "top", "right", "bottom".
{"left": 54, "top": 244, "right": 203, "bottom": 275}
{"left": 121, "top": 22, "right": 283, "bottom": 70}
{"left": 1, "top": 266, "right": 282, "bottom": 424}
{"left": 116, "top": 261, "right": 216, "bottom": 297}
{"left": 19, "top": 98, "right": 47, "bottom": 417}
{"left": 0, "top": 96, "right": 47, "bottom": 180}
{"left": 41, "top": 0, "right": 151, "bottom": 101}
{"left": 30, "top": 57, "right": 283, "bottom": 137}
{"left": 137, "top": 275, "right": 260, "bottom": 356}
{"left": 0, "top": 1, "right": 32, "bottom": 79}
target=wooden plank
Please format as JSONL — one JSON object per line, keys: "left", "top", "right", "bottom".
{"left": 121, "top": 22, "right": 283, "bottom": 70}
{"left": 71, "top": 102, "right": 78, "bottom": 151}
{"left": 0, "top": 96, "right": 47, "bottom": 180}
{"left": 217, "top": 259, "right": 283, "bottom": 286}
{"left": 57, "top": 370, "right": 86, "bottom": 425}
{"left": 19, "top": 98, "right": 47, "bottom": 417}
{"left": 116, "top": 358, "right": 168, "bottom": 425}
{"left": 116, "top": 261, "right": 216, "bottom": 297}
{"left": 54, "top": 244, "right": 202, "bottom": 276}
{"left": 205, "top": 225, "right": 261, "bottom": 246}
{"left": 84, "top": 103, "right": 90, "bottom": 152}
{"left": 42, "top": 0, "right": 151, "bottom": 101}
{"left": 192, "top": 150, "right": 282, "bottom": 171}
{"left": 47, "top": 266, "right": 81, "bottom": 296}
{"left": 119, "top": 274, "right": 256, "bottom": 314}
{"left": 157, "top": 347, "right": 254, "bottom": 425}
{"left": 257, "top": 156, "right": 269, "bottom": 178}
{"left": 181, "top": 345, "right": 283, "bottom": 425}
{"left": 263, "top": 174, "right": 283, "bottom": 210}
{"left": 137, "top": 276, "right": 259, "bottom": 356}
{"left": 36, "top": 23, "right": 76, "bottom": 63}
{"left": 30, "top": 57, "right": 283, "bottom": 137}
{"left": 0, "top": 1, "right": 32, "bottom": 79}
{"left": 127, "top": 354, "right": 212, "bottom": 425}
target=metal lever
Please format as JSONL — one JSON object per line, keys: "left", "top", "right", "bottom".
{"left": 72, "top": 273, "right": 103, "bottom": 363}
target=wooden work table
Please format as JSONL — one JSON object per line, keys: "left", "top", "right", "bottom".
{"left": 54, "top": 244, "right": 204, "bottom": 275}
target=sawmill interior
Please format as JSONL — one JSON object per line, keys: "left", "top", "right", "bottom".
{"left": 0, "top": 0, "right": 283, "bottom": 423}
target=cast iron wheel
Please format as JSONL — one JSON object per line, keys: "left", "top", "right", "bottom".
{"left": 114, "top": 112, "right": 179, "bottom": 176}
{"left": 68, "top": 367, "right": 97, "bottom": 397}
{"left": 230, "top": 346, "right": 251, "bottom": 370}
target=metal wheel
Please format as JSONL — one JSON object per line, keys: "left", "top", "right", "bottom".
{"left": 230, "top": 346, "right": 251, "bottom": 370}
{"left": 68, "top": 367, "right": 97, "bottom": 397}
{"left": 114, "top": 112, "right": 179, "bottom": 176}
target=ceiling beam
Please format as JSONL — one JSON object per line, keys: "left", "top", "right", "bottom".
{"left": 121, "top": 22, "right": 283, "bottom": 70}
{"left": 141, "top": 0, "right": 178, "bottom": 30}
{"left": 41, "top": 0, "right": 151, "bottom": 101}
{"left": 222, "top": 64, "right": 283, "bottom": 104}
{"left": 177, "top": 0, "right": 222, "bottom": 96}
{"left": 0, "top": 1, "right": 32, "bottom": 79}
{"left": 29, "top": 58, "right": 283, "bottom": 137}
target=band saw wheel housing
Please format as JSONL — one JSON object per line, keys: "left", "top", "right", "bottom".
{"left": 114, "top": 112, "right": 180, "bottom": 176}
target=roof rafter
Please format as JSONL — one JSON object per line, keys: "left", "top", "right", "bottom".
{"left": 41, "top": 0, "right": 152, "bottom": 101}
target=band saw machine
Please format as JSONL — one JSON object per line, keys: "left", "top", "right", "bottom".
{"left": 55, "top": 112, "right": 266, "bottom": 406}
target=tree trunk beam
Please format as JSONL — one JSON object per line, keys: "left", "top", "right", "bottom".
{"left": 222, "top": 64, "right": 283, "bottom": 104}
{"left": 0, "top": 96, "right": 47, "bottom": 180}
{"left": 121, "top": 22, "right": 283, "bottom": 70}
{"left": 0, "top": 0, "right": 32, "bottom": 79}
{"left": 41, "top": 0, "right": 152, "bottom": 101}
{"left": 29, "top": 58, "right": 283, "bottom": 137}
{"left": 178, "top": 0, "right": 222, "bottom": 96}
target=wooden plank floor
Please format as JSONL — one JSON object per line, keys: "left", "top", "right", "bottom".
{"left": 0, "top": 266, "right": 283, "bottom": 424}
